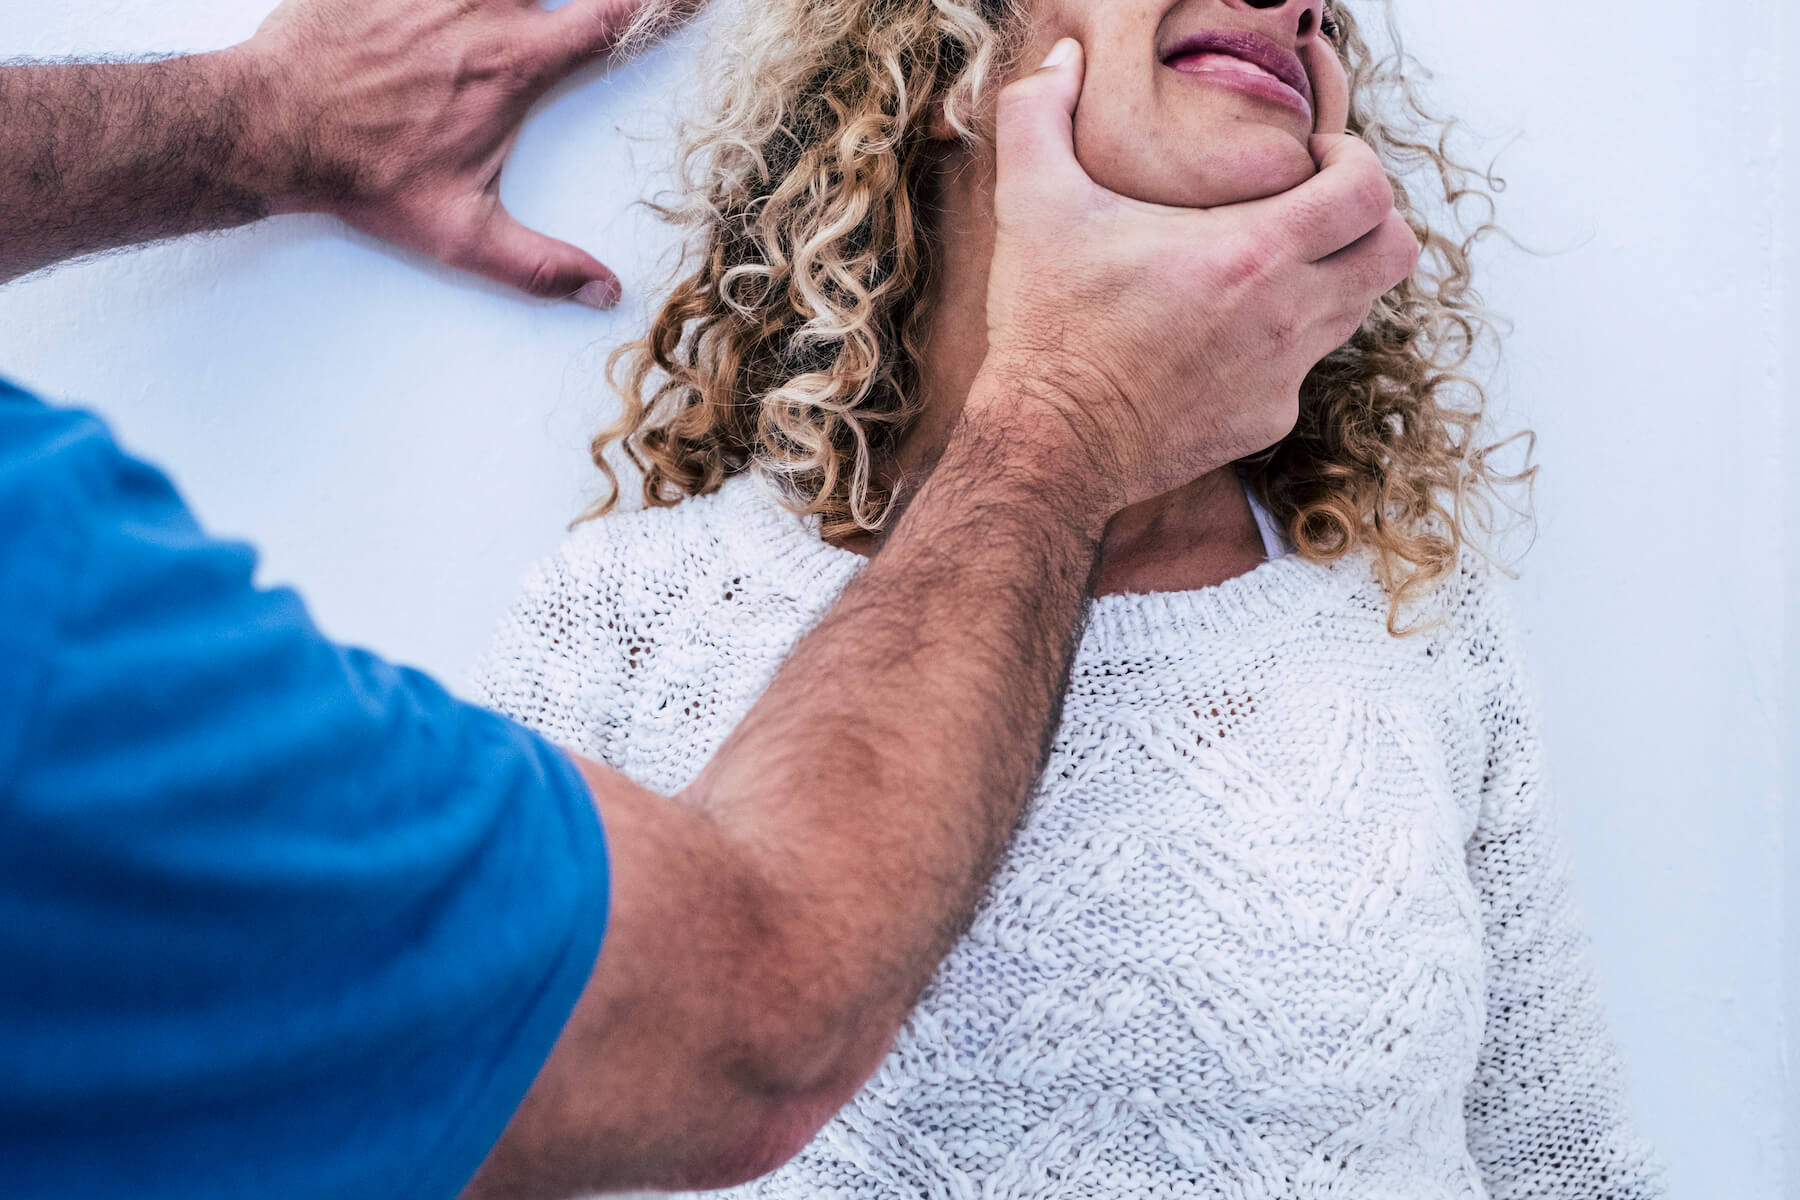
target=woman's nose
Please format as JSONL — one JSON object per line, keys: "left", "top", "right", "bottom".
{"left": 1233, "top": 0, "right": 1328, "bottom": 42}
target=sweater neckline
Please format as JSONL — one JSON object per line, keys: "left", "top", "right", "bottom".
{"left": 707, "top": 474, "right": 1375, "bottom": 645}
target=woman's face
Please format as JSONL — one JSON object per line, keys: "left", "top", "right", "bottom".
{"left": 1012, "top": 0, "right": 1351, "bottom": 207}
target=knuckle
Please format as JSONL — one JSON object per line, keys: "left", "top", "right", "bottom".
{"left": 1389, "top": 220, "right": 1424, "bottom": 280}
{"left": 1382, "top": 253, "right": 1413, "bottom": 294}
{"left": 522, "top": 256, "right": 567, "bottom": 297}
{"left": 1332, "top": 307, "right": 1370, "bottom": 345}
{"left": 1352, "top": 169, "right": 1396, "bottom": 221}
{"left": 568, "top": 4, "right": 627, "bottom": 58}
{"left": 1352, "top": 256, "right": 1388, "bottom": 299}
{"left": 468, "top": 35, "right": 539, "bottom": 88}
{"left": 994, "top": 81, "right": 1040, "bottom": 124}
{"left": 1342, "top": 135, "right": 1385, "bottom": 175}
{"left": 1222, "top": 235, "right": 1276, "bottom": 287}
{"left": 1332, "top": 148, "right": 1393, "bottom": 216}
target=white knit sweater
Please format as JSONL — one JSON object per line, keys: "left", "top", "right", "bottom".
{"left": 471, "top": 476, "right": 1667, "bottom": 1200}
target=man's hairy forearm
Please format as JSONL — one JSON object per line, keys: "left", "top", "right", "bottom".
{"left": 691, "top": 383, "right": 1107, "bottom": 1080}
{"left": 0, "top": 54, "right": 282, "bottom": 283}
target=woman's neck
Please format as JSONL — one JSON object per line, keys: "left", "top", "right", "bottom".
{"left": 848, "top": 152, "right": 1269, "bottom": 594}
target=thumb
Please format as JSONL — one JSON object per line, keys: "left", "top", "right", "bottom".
{"left": 994, "top": 38, "right": 1090, "bottom": 191}
{"left": 455, "top": 206, "right": 622, "bottom": 309}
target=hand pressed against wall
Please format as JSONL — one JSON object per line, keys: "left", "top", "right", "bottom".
{"left": 243, "top": 0, "right": 654, "bottom": 305}
{"left": 0, "top": 0, "right": 655, "bottom": 301}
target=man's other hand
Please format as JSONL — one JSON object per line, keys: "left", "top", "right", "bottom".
{"left": 240, "top": 0, "right": 655, "bottom": 308}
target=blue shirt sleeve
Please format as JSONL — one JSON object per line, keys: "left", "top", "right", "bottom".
{"left": 0, "top": 378, "right": 610, "bottom": 1200}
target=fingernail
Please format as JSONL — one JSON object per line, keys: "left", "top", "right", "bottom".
{"left": 1041, "top": 38, "right": 1076, "bottom": 68}
{"left": 574, "top": 279, "right": 621, "bottom": 310}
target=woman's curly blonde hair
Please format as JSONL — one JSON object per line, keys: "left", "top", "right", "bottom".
{"left": 592, "top": 0, "right": 1536, "bottom": 634}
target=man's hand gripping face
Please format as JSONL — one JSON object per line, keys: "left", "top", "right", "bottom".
{"left": 977, "top": 38, "right": 1421, "bottom": 512}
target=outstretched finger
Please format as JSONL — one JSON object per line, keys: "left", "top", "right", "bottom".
{"left": 452, "top": 205, "right": 622, "bottom": 307}
{"left": 993, "top": 39, "right": 1095, "bottom": 198}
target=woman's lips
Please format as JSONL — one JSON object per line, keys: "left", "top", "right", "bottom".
{"left": 1162, "top": 33, "right": 1313, "bottom": 121}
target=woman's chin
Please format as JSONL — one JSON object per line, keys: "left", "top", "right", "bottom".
{"left": 1080, "top": 136, "right": 1319, "bottom": 210}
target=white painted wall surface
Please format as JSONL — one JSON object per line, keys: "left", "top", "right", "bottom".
{"left": 0, "top": 1, "right": 1789, "bottom": 1196}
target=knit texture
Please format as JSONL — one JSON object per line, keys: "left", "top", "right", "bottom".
{"left": 471, "top": 475, "right": 1668, "bottom": 1200}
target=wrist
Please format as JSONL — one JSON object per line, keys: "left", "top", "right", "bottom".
{"left": 953, "top": 365, "right": 1125, "bottom": 538}
{"left": 203, "top": 44, "right": 311, "bottom": 218}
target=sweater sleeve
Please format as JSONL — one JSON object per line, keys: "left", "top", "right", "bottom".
{"left": 1456, "top": 570, "right": 1668, "bottom": 1199}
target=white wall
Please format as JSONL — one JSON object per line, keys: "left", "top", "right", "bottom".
{"left": 1779, "top": 4, "right": 1797, "bottom": 1192}
{"left": 1382, "top": 5, "right": 1789, "bottom": 1197}
{"left": 1, "top": 1, "right": 1789, "bottom": 1195}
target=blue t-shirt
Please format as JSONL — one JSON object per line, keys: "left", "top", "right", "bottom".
{"left": 0, "top": 378, "right": 610, "bottom": 1198}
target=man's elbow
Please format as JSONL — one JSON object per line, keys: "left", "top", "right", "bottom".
{"left": 687, "top": 1087, "right": 855, "bottom": 1188}
{"left": 688, "top": 991, "right": 899, "bottom": 1188}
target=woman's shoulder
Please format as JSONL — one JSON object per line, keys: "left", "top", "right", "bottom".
{"left": 1387, "top": 541, "right": 1538, "bottom": 722}
{"left": 555, "top": 482, "right": 746, "bottom": 575}
{"left": 520, "top": 476, "right": 783, "bottom": 607}
{"left": 510, "top": 471, "right": 861, "bottom": 631}
{"left": 472, "top": 483, "right": 770, "bottom": 731}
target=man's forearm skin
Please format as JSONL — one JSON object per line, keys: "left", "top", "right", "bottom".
{"left": 0, "top": 53, "right": 289, "bottom": 283}
{"left": 472, "top": 382, "right": 1112, "bottom": 1198}
{"left": 695, "top": 386, "right": 1110, "bottom": 1041}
